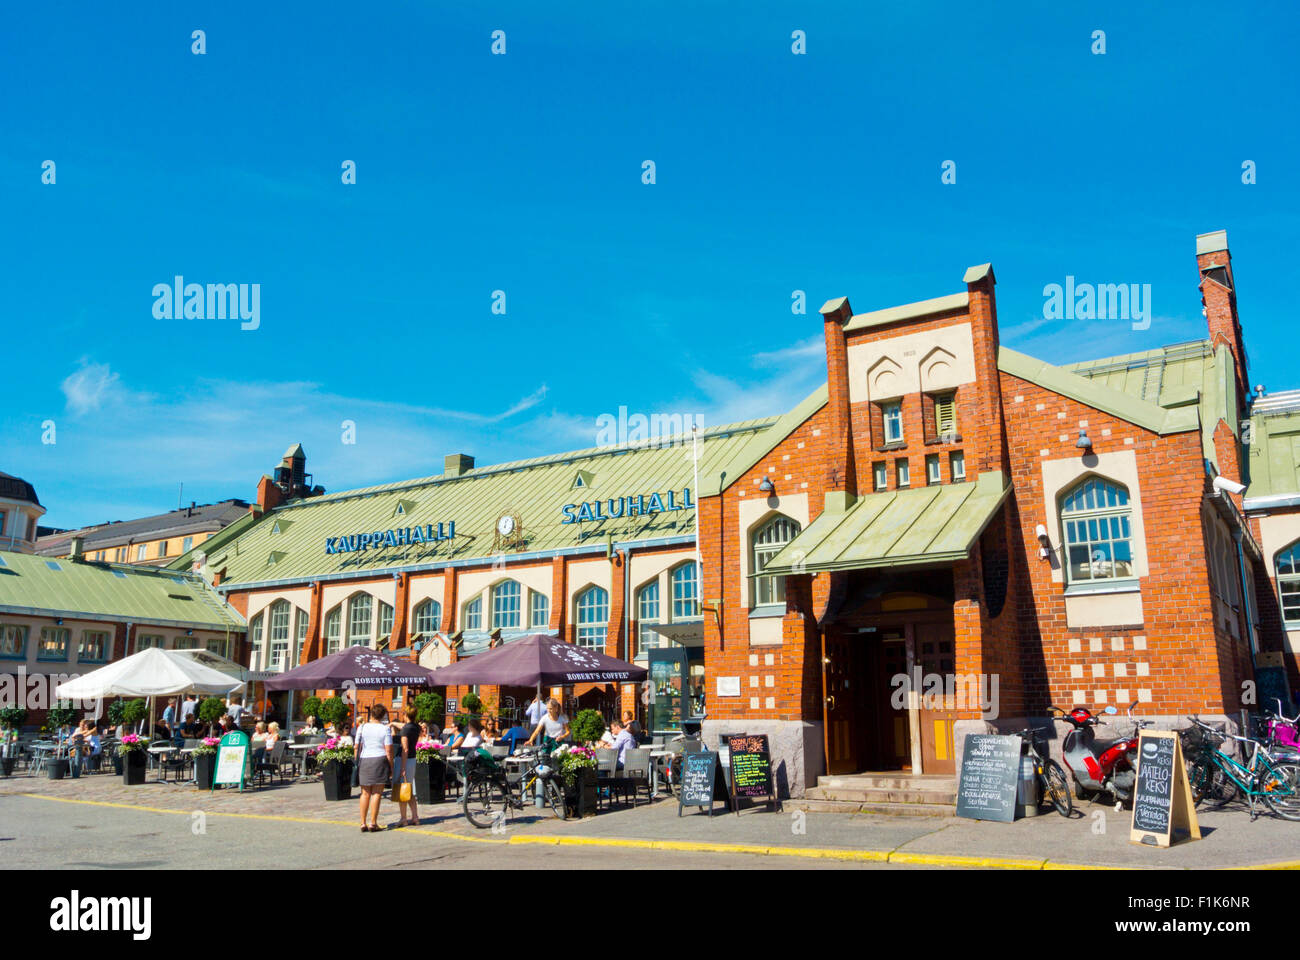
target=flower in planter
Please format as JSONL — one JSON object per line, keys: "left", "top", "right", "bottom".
{"left": 557, "top": 745, "right": 596, "bottom": 787}
{"left": 191, "top": 737, "right": 221, "bottom": 758}
{"left": 116, "top": 734, "right": 150, "bottom": 757}
{"left": 415, "top": 740, "right": 443, "bottom": 763}
{"left": 314, "top": 737, "right": 355, "bottom": 767}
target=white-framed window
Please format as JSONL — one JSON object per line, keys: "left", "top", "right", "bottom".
{"left": 136, "top": 633, "right": 164, "bottom": 652}
{"left": 348, "top": 594, "right": 372, "bottom": 646}
{"left": 753, "top": 516, "right": 801, "bottom": 606}
{"left": 413, "top": 598, "right": 441, "bottom": 635}
{"left": 530, "top": 592, "right": 550, "bottom": 629}
{"left": 324, "top": 608, "right": 342, "bottom": 655}
{"left": 1060, "top": 477, "right": 1134, "bottom": 584}
{"left": 378, "top": 601, "right": 394, "bottom": 641}
{"left": 636, "top": 580, "right": 661, "bottom": 654}
{"left": 173, "top": 636, "right": 199, "bottom": 650}
{"left": 82, "top": 629, "right": 110, "bottom": 660}
{"left": 1276, "top": 541, "right": 1300, "bottom": 625}
{"left": 463, "top": 596, "right": 482, "bottom": 632}
{"left": 136, "top": 544, "right": 147, "bottom": 562}
{"left": 950, "top": 451, "right": 966, "bottom": 481}
{"left": 926, "top": 454, "right": 941, "bottom": 485}
{"left": 269, "top": 599, "right": 291, "bottom": 669}
{"left": 38, "top": 627, "right": 69, "bottom": 661}
{"left": 206, "top": 636, "right": 229, "bottom": 658}
{"left": 883, "top": 401, "right": 903, "bottom": 443}
{"left": 874, "top": 462, "right": 887, "bottom": 491}
{"left": 576, "top": 586, "right": 609, "bottom": 649}
{"left": 182, "top": 536, "right": 193, "bottom": 553}
{"left": 491, "top": 580, "right": 521, "bottom": 630}
{"left": 896, "top": 458, "right": 910, "bottom": 488}
{"left": 671, "top": 562, "right": 700, "bottom": 619}
{"left": 934, "top": 392, "right": 957, "bottom": 439}
{"left": 294, "top": 608, "right": 308, "bottom": 663}
{"left": 157, "top": 540, "right": 168, "bottom": 558}
{"left": 0, "top": 624, "right": 28, "bottom": 659}
{"left": 249, "top": 613, "right": 264, "bottom": 667}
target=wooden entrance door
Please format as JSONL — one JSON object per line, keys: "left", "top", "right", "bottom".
{"left": 915, "top": 622, "right": 958, "bottom": 775}
{"left": 875, "top": 630, "right": 912, "bottom": 770}
{"left": 822, "top": 628, "right": 859, "bottom": 774}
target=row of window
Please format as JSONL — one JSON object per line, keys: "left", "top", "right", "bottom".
{"left": 90, "top": 536, "right": 195, "bottom": 564}
{"left": 0, "top": 626, "right": 221, "bottom": 661}
{"left": 872, "top": 452, "right": 966, "bottom": 490}
{"left": 0, "top": 510, "right": 37, "bottom": 542}
{"left": 878, "top": 392, "right": 958, "bottom": 445}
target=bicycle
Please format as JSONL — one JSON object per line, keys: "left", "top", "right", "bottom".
{"left": 461, "top": 746, "right": 566, "bottom": 829}
{"left": 1014, "top": 725, "right": 1072, "bottom": 817}
{"left": 1182, "top": 716, "right": 1300, "bottom": 821}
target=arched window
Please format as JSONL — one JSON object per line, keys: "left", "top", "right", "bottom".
{"left": 1276, "top": 541, "right": 1300, "bottom": 625}
{"left": 249, "top": 613, "right": 264, "bottom": 668}
{"left": 348, "top": 594, "right": 372, "bottom": 646}
{"left": 1059, "top": 477, "right": 1134, "bottom": 584}
{"left": 636, "top": 580, "right": 662, "bottom": 654}
{"left": 377, "top": 601, "right": 395, "bottom": 648}
{"left": 463, "top": 596, "right": 483, "bottom": 632}
{"left": 413, "top": 598, "right": 441, "bottom": 635}
{"left": 530, "top": 591, "right": 550, "bottom": 629}
{"left": 491, "top": 580, "right": 522, "bottom": 630}
{"left": 294, "top": 608, "right": 308, "bottom": 665}
{"left": 576, "top": 586, "right": 609, "bottom": 649}
{"left": 752, "top": 515, "right": 801, "bottom": 606}
{"left": 324, "top": 608, "right": 342, "bottom": 655}
{"left": 671, "top": 562, "right": 700, "bottom": 619}
{"left": 268, "top": 599, "right": 291, "bottom": 669}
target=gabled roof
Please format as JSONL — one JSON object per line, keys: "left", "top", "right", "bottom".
{"left": 189, "top": 420, "right": 780, "bottom": 590}
{"left": 35, "top": 499, "right": 251, "bottom": 556}
{"left": 0, "top": 471, "right": 40, "bottom": 507}
{"left": 999, "top": 346, "right": 1203, "bottom": 440}
{"left": 1244, "top": 393, "right": 1300, "bottom": 507}
{"left": 0, "top": 550, "right": 246, "bottom": 631}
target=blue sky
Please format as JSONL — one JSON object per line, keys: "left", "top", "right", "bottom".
{"left": 3, "top": 2, "right": 1297, "bottom": 529}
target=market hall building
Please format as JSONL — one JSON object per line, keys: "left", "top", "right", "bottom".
{"left": 177, "top": 230, "right": 1293, "bottom": 799}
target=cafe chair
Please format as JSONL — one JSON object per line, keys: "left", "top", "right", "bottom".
{"left": 254, "top": 741, "right": 288, "bottom": 786}
{"left": 617, "top": 748, "right": 654, "bottom": 807}
{"left": 594, "top": 749, "right": 619, "bottom": 810}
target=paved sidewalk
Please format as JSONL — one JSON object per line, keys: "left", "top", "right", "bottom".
{"left": 3, "top": 771, "right": 1297, "bottom": 868}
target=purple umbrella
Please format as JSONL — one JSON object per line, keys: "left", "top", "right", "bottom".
{"left": 264, "top": 645, "right": 439, "bottom": 690}
{"left": 427, "top": 633, "right": 647, "bottom": 688}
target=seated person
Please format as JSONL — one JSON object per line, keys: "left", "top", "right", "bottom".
{"left": 298, "top": 715, "right": 320, "bottom": 736}
{"left": 452, "top": 720, "right": 484, "bottom": 752}
{"left": 622, "top": 711, "right": 644, "bottom": 741}
{"left": 606, "top": 720, "right": 637, "bottom": 767}
{"left": 265, "top": 722, "right": 281, "bottom": 748}
{"left": 498, "top": 723, "right": 530, "bottom": 754}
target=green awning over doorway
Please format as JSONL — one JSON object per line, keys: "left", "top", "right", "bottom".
{"left": 759, "top": 472, "right": 1010, "bottom": 576}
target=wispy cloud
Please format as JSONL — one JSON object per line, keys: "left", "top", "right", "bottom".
{"left": 60, "top": 360, "right": 124, "bottom": 415}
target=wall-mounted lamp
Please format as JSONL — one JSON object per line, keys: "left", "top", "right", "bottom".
{"left": 758, "top": 476, "right": 775, "bottom": 493}
{"left": 185, "top": 629, "right": 194, "bottom": 636}
{"left": 1035, "top": 524, "right": 1051, "bottom": 559}
{"left": 55, "top": 618, "right": 63, "bottom": 626}
{"left": 1074, "top": 429, "right": 1092, "bottom": 451}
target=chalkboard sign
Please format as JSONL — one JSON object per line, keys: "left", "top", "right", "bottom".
{"left": 213, "top": 730, "right": 250, "bottom": 792}
{"left": 677, "top": 750, "right": 730, "bottom": 818}
{"left": 1129, "top": 731, "right": 1199, "bottom": 848}
{"left": 727, "top": 734, "right": 776, "bottom": 813}
{"left": 955, "top": 734, "right": 1020, "bottom": 822}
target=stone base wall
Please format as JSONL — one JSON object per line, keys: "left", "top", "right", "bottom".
{"left": 702, "top": 718, "right": 823, "bottom": 799}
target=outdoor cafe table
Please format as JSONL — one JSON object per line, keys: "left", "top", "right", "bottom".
{"left": 148, "top": 744, "right": 178, "bottom": 782}
{"left": 649, "top": 750, "right": 673, "bottom": 796}
{"left": 287, "top": 742, "right": 317, "bottom": 779}
{"left": 26, "top": 742, "right": 58, "bottom": 776}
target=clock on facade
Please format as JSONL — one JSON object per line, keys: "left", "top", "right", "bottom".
{"left": 493, "top": 510, "right": 524, "bottom": 551}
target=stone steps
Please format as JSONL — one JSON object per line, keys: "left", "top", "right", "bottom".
{"left": 790, "top": 798, "right": 955, "bottom": 817}
{"left": 804, "top": 772, "right": 957, "bottom": 814}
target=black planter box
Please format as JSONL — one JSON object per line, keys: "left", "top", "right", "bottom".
{"left": 415, "top": 758, "right": 446, "bottom": 804}
{"left": 322, "top": 760, "right": 354, "bottom": 801}
{"left": 564, "top": 766, "right": 598, "bottom": 818}
{"left": 47, "top": 758, "right": 69, "bottom": 780}
{"left": 0, "top": 757, "right": 15, "bottom": 778}
{"left": 194, "top": 753, "right": 216, "bottom": 790}
{"left": 122, "top": 751, "right": 147, "bottom": 785}
{"left": 112, "top": 754, "right": 124, "bottom": 776}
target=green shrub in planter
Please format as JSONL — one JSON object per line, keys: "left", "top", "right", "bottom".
{"left": 46, "top": 701, "right": 78, "bottom": 732}
{"left": 411, "top": 692, "right": 444, "bottom": 726}
{"left": 121, "top": 699, "right": 148, "bottom": 727}
{"left": 571, "top": 709, "right": 606, "bottom": 746}
{"left": 318, "top": 696, "right": 349, "bottom": 729}
{"left": 197, "top": 697, "right": 226, "bottom": 726}
{"left": 300, "top": 696, "right": 322, "bottom": 721}
{"left": 0, "top": 706, "right": 29, "bottom": 731}
{"left": 460, "top": 692, "right": 482, "bottom": 715}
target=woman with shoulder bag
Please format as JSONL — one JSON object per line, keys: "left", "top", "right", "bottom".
{"left": 356, "top": 705, "right": 393, "bottom": 832}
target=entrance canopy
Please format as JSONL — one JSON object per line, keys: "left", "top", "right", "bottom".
{"left": 760, "top": 472, "right": 1010, "bottom": 577}
{"left": 55, "top": 647, "right": 245, "bottom": 700}
{"left": 428, "top": 633, "right": 648, "bottom": 687}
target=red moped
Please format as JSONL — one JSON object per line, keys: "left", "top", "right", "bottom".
{"left": 1054, "top": 702, "right": 1153, "bottom": 810}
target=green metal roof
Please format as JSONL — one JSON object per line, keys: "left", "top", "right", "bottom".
{"left": 698, "top": 384, "right": 828, "bottom": 497}
{"left": 1000, "top": 346, "right": 1204, "bottom": 442}
{"left": 0, "top": 551, "right": 246, "bottom": 631}
{"left": 1244, "top": 392, "right": 1300, "bottom": 504}
{"left": 759, "top": 471, "right": 1011, "bottom": 576}
{"left": 1056, "top": 339, "right": 1235, "bottom": 459}
{"left": 199, "top": 420, "right": 780, "bottom": 589}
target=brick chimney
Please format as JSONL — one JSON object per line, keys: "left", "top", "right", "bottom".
{"left": 1196, "top": 230, "right": 1248, "bottom": 413}
{"left": 819, "top": 296, "right": 857, "bottom": 494}
{"left": 253, "top": 474, "right": 284, "bottom": 516}
{"left": 444, "top": 454, "right": 475, "bottom": 478}
{"left": 964, "top": 263, "right": 1007, "bottom": 478}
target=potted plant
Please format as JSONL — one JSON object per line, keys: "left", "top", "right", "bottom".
{"left": 461, "top": 692, "right": 482, "bottom": 718}
{"left": 411, "top": 691, "right": 444, "bottom": 728}
{"left": 197, "top": 697, "right": 226, "bottom": 736}
{"left": 570, "top": 709, "right": 606, "bottom": 747}
{"left": 300, "top": 695, "right": 322, "bottom": 723}
{"left": 114, "top": 699, "right": 148, "bottom": 774}
{"left": 0, "top": 707, "right": 27, "bottom": 777}
{"left": 191, "top": 737, "right": 221, "bottom": 788}
{"left": 556, "top": 744, "right": 598, "bottom": 818}
{"left": 117, "top": 734, "right": 149, "bottom": 785}
{"left": 413, "top": 739, "right": 446, "bottom": 804}
{"left": 44, "top": 702, "right": 79, "bottom": 779}
{"left": 313, "top": 736, "right": 355, "bottom": 801}
{"left": 318, "top": 696, "right": 349, "bottom": 733}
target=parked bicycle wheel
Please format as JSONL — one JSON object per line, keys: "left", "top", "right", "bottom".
{"left": 1259, "top": 761, "right": 1300, "bottom": 822}
{"left": 1042, "top": 759, "right": 1073, "bottom": 817}
{"left": 543, "top": 777, "right": 567, "bottom": 819}
{"left": 1189, "top": 760, "right": 1239, "bottom": 808}
{"left": 463, "top": 773, "right": 507, "bottom": 829}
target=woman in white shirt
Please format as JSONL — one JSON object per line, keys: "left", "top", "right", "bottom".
{"left": 525, "top": 699, "right": 570, "bottom": 748}
{"left": 356, "top": 704, "right": 394, "bottom": 832}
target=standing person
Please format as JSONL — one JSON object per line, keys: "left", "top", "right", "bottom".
{"left": 161, "top": 698, "right": 178, "bottom": 737}
{"left": 525, "top": 694, "right": 548, "bottom": 730}
{"left": 622, "top": 711, "right": 643, "bottom": 741}
{"left": 356, "top": 705, "right": 393, "bottom": 832}
{"left": 525, "top": 699, "right": 570, "bottom": 748}
{"left": 179, "top": 694, "right": 197, "bottom": 725}
{"left": 226, "top": 696, "right": 247, "bottom": 728}
{"left": 394, "top": 707, "right": 421, "bottom": 827}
